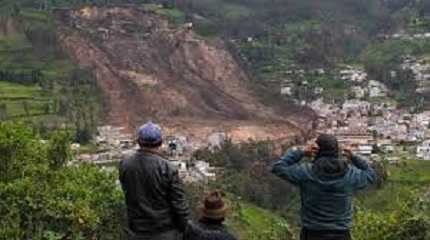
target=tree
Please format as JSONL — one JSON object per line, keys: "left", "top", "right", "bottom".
{"left": 59, "top": 68, "right": 101, "bottom": 144}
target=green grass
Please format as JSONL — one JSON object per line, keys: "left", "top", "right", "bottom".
{"left": 227, "top": 200, "right": 292, "bottom": 239}
{"left": 357, "top": 160, "right": 430, "bottom": 213}
{"left": 0, "top": 81, "right": 44, "bottom": 99}
{"left": 0, "top": 10, "right": 74, "bottom": 123}
{"left": 0, "top": 47, "right": 44, "bottom": 69}
{"left": 0, "top": 34, "right": 32, "bottom": 51}
{"left": 0, "top": 81, "right": 54, "bottom": 118}
{"left": 20, "top": 9, "right": 51, "bottom": 23}
{"left": 221, "top": 3, "right": 252, "bottom": 21}
{"left": 388, "top": 160, "right": 430, "bottom": 184}
{"left": 143, "top": 4, "right": 186, "bottom": 25}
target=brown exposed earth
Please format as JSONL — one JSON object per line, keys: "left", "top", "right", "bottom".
{"left": 55, "top": 6, "right": 315, "bottom": 144}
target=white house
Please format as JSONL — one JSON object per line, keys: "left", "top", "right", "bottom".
{"left": 351, "top": 86, "right": 367, "bottom": 99}
{"left": 170, "top": 160, "right": 188, "bottom": 178}
{"left": 417, "top": 140, "right": 430, "bottom": 160}
{"left": 207, "top": 132, "right": 226, "bottom": 149}
{"left": 356, "top": 144, "right": 373, "bottom": 156}
{"left": 280, "top": 86, "right": 293, "bottom": 96}
{"left": 368, "top": 80, "right": 388, "bottom": 98}
{"left": 191, "top": 161, "right": 216, "bottom": 182}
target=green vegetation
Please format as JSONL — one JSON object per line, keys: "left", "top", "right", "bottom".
{"left": 0, "top": 81, "right": 54, "bottom": 120}
{"left": 175, "top": 0, "right": 392, "bottom": 104}
{"left": 0, "top": 123, "right": 295, "bottom": 240}
{"left": 388, "top": 160, "right": 430, "bottom": 184}
{"left": 0, "top": 7, "right": 101, "bottom": 142}
{"left": 359, "top": 38, "right": 430, "bottom": 106}
{"left": 1, "top": 1, "right": 430, "bottom": 239}
{"left": 193, "top": 139, "right": 430, "bottom": 239}
{"left": 0, "top": 123, "right": 125, "bottom": 239}
{"left": 354, "top": 195, "right": 430, "bottom": 240}
{"left": 227, "top": 201, "right": 292, "bottom": 240}
{"left": 2, "top": 125, "right": 430, "bottom": 239}
{"left": 141, "top": 3, "right": 186, "bottom": 25}
{"left": 170, "top": 0, "right": 430, "bottom": 106}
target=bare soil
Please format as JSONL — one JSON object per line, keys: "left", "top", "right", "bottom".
{"left": 56, "top": 6, "right": 315, "bottom": 144}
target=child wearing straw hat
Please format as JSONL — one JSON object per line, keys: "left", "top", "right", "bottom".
{"left": 184, "top": 191, "right": 237, "bottom": 240}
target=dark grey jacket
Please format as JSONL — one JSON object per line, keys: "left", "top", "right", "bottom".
{"left": 184, "top": 220, "right": 237, "bottom": 240}
{"left": 119, "top": 149, "right": 190, "bottom": 238}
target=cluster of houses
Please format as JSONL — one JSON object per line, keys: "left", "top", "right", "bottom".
{"left": 279, "top": 65, "right": 390, "bottom": 101}
{"left": 401, "top": 56, "right": 430, "bottom": 94}
{"left": 387, "top": 32, "right": 430, "bottom": 41}
{"left": 77, "top": 125, "right": 134, "bottom": 164}
{"left": 338, "top": 66, "right": 390, "bottom": 99}
{"left": 76, "top": 125, "right": 217, "bottom": 182}
{"left": 279, "top": 61, "right": 430, "bottom": 161}
{"left": 171, "top": 160, "right": 216, "bottom": 183}
{"left": 310, "top": 97, "right": 430, "bottom": 161}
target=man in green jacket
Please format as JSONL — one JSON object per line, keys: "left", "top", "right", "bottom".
{"left": 271, "top": 134, "right": 376, "bottom": 240}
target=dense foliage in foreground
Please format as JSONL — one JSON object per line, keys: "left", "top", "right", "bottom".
{"left": 195, "top": 140, "right": 430, "bottom": 240}
{"left": 0, "top": 123, "right": 291, "bottom": 240}
{"left": 0, "top": 123, "right": 125, "bottom": 240}
{"left": 1, "top": 124, "right": 430, "bottom": 239}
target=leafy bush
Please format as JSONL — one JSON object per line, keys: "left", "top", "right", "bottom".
{"left": 193, "top": 140, "right": 300, "bottom": 222}
{"left": 0, "top": 122, "right": 47, "bottom": 182}
{"left": 354, "top": 190, "right": 430, "bottom": 240}
{"left": 0, "top": 123, "right": 125, "bottom": 240}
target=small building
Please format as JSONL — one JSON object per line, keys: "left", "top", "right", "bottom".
{"left": 368, "top": 80, "right": 388, "bottom": 98}
{"left": 280, "top": 86, "right": 293, "bottom": 96}
{"left": 376, "top": 139, "right": 396, "bottom": 153}
{"left": 336, "top": 132, "right": 375, "bottom": 146}
{"left": 356, "top": 144, "right": 373, "bottom": 156}
{"left": 207, "top": 132, "right": 226, "bottom": 149}
{"left": 417, "top": 140, "right": 430, "bottom": 160}
{"left": 339, "top": 67, "right": 367, "bottom": 83}
{"left": 170, "top": 160, "right": 188, "bottom": 178}
{"left": 351, "top": 86, "right": 367, "bottom": 99}
{"left": 193, "top": 161, "right": 216, "bottom": 182}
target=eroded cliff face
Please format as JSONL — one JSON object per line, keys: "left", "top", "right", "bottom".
{"left": 56, "top": 6, "right": 311, "bottom": 143}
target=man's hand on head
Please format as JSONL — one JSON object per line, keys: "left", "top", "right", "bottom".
{"left": 304, "top": 143, "right": 319, "bottom": 158}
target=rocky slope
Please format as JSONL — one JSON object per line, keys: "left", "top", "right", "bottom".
{"left": 55, "top": 6, "right": 314, "bottom": 143}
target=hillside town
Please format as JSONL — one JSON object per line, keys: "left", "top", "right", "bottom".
{"left": 304, "top": 59, "right": 430, "bottom": 162}
{"left": 76, "top": 125, "right": 218, "bottom": 183}
{"left": 73, "top": 54, "right": 430, "bottom": 177}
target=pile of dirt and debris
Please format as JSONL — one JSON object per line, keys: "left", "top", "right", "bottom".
{"left": 55, "top": 6, "right": 315, "bottom": 144}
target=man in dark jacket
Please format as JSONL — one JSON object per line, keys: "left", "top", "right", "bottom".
{"left": 119, "top": 122, "right": 190, "bottom": 240}
{"left": 271, "top": 134, "right": 377, "bottom": 240}
{"left": 184, "top": 191, "right": 237, "bottom": 240}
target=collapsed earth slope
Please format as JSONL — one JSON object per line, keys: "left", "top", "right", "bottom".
{"left": 55, "top": 6, "right": 313, "bottom": 143}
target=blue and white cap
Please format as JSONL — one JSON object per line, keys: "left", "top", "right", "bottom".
{"left": 137, "top": 121, "right": 163, "bottom": 147}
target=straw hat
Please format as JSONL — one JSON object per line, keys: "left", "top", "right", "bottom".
{"left": 200, "top": 191, "right": 228, "bottom": 220}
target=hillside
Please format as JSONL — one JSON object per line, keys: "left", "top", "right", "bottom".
{"left": 2, "top": 1, "right": 430, "bottom": 240}
{"left": 55, "top": 6, "right": 312, "bottom": 143}
{"left": 0, "top": 9, "right": 100, "bottom": 142}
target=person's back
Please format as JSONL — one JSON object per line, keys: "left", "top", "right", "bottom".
{"left": 297, "top": 161, "right": 368, "bottom": 231}
{"left": 271, "top": 134, "right": 377, "bottom": 240}
{"left": 184, "top": 191, "right": 237, "bottom": 240}
{"left": 185, "top": 220, "right": 236, "bottom": 240}
{"left": 119, "top": 122, "right": 189, "bottom": 240}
